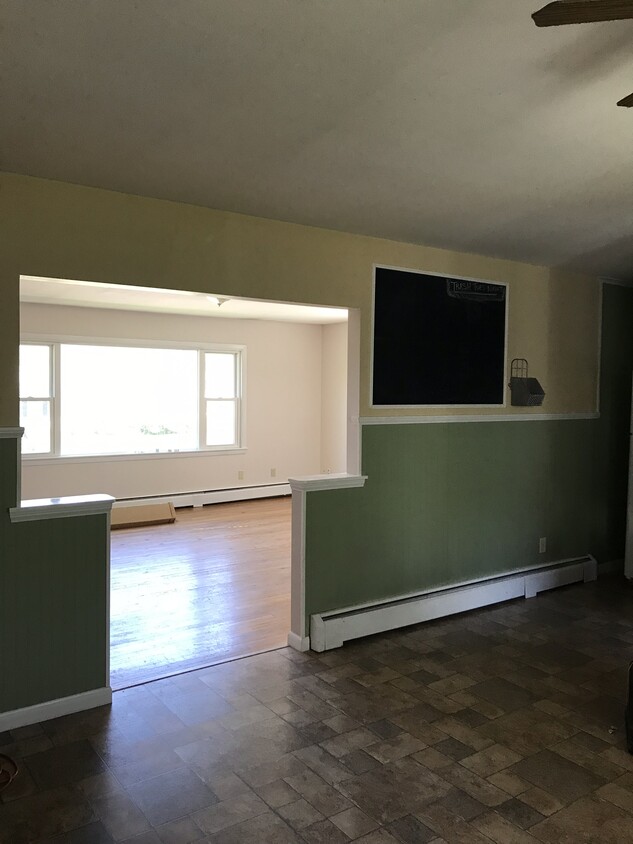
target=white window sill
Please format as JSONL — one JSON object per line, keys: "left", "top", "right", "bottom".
{"left": 23, "top": 448, "right": 247, "bottom": 466}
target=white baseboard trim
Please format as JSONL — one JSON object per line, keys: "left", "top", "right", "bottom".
{"left": 310, "top": 556, "right": 597, "bottom": 652}
{"left": 600, "top": 558, "right": 624, "bottom": 575}
{"left": 287, "top": 632, "right": 311, "bottom": 652}
{"left": 114, "top": 484, "right": 291, "bottom": 510}
{"left": 0, "top": 686, "right": 112, "bottom": 732}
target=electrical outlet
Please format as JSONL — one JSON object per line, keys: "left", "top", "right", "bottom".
{"left": 238, "top": 470, "right": 244, "bottom": 481}
{"left": 539, "top": 537, "right": 547, "bottom": 554}
{"left": 270, "top": 468, "right": 276, "bottom": 478}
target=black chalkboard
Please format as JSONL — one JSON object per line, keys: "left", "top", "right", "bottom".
{"left": 372, "top": 268, "right": 507, "bottom": 406}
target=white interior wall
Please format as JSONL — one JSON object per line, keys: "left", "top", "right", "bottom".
{"left": 321, "top": 322, "right": 348, "bottom": 474}
{"left": 20, "top": 302, "right": 347, "bottom": 500}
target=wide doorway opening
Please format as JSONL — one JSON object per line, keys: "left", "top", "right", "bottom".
{"left": 109, "top": 496, "right": 291, "bottom": 688}
{"left": 18, "top": 275, "right": 350, "bottom": 688}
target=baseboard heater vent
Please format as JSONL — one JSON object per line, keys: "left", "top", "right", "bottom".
{"left": 115, "top": 483, "right": 291, "bottom": 510}
{"left": 310, "top": 555, "right": 597, "bottom": 652}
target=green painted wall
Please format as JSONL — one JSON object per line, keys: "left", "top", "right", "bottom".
{"left": 0, "top": 438, "right": 19, "bottom": 510}
{"left": 0, "top": 438, "right": 108, "bottom": 714}
{"left": 594, "top": 283, "right": 633, "bottom": 561}
{"left": 305, "top": 420, "right": 597, "bottom": 621}
{"left": 304, "top": 283, "right": 633, "bottom": 626}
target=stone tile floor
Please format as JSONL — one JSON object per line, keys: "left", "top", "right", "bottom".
{"left": 3, "top": 576, "right": 633, "bottom": 843}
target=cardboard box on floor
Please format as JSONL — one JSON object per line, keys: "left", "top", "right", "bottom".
{"left": 111, "top": 502, "right": 176, "bottom": 529}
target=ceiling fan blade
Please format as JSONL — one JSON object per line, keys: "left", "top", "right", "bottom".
{"left": 617, "top": 92, "right": 633, "bottom": 106}
{"left": 533, "top": 1, "right": 633, "bottom": 26}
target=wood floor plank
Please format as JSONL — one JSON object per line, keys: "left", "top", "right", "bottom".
{"left": 109, "top": 496, "right": 291, "bottom": 689}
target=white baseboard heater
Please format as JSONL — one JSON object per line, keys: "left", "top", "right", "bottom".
{"left": 310, "top": 555, "right": 597, "bottom": 652}
{"left": 114, "top": 483, "right": 291, "bottom": 510}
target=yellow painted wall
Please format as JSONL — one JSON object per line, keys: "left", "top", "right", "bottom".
{"left": 1, "top": 172, "right": 600, "bottom": 426}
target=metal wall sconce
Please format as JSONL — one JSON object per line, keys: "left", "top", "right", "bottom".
{"left": 509, "top": 358, "right": 545, "bottom": 407}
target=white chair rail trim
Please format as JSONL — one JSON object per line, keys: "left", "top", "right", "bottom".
{"left": 360, "top": 412, "right": 599, "bottom": 425}
{"left": 288, "top": 473, "right": 367, "bottom": 492}
{"left": 0, "top": 426, "right": 25, "bottom": 438}
{"left": 10, "top": 493, "right": 115, "bottom": 523}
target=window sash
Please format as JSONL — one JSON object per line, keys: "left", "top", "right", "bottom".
{"left": 20, "top": 342, "right": 53, "bottom": 400}
{"left": 20, "top": 398, "right": 53, "bottom": 455}
{"left": 204, "top": 398, "right": 240, "bottom": 447}
{"left": 19, "top": 339, "right": 244, "bottom": 458}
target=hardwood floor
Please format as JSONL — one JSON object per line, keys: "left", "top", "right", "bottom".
{"left": 109, "top": 496, "right": 291, "bottom": 690}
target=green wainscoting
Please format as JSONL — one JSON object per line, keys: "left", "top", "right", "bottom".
{"left": 0, "top": 437, "right": 18, "bottom": 510}
{"left": 304, "top": 283, "right": 633, "bottom": 628}
{"left": 0, "top": 437, "right": 109, "bottom": 715}
{"left": 305, "top": 419, "right": 598, "bottom": 624}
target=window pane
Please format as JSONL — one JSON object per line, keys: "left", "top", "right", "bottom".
{"left": 206, "top": 400, "right": 236, "bottom": 446}
{"left": 20, "top": 344, "right": 51, "bottom": 398}
{"left": 60, "top": 345, "right": 198, "bottom": 455}
{"left": 204, "top": 353, "right": 236, "bottom": 398}
{"left": 20, "top": 400, "right": 51, "bottom": 454}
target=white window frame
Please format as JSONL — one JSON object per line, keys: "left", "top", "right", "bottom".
{"left": 20, "top": 334, "right": 246, "bottom": 462}
{"left": 199, "top": 348, "right": 243, "bottom": 452}
{"left": 19, "top": 342, "right": 56, "bottom": 457}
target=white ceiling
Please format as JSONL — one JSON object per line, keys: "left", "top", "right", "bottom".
{"left": 20, "top": 276, "right": 348, "bottom": 324}
{"left": 2, "top": 1, "right": 633, "bottom": 279}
